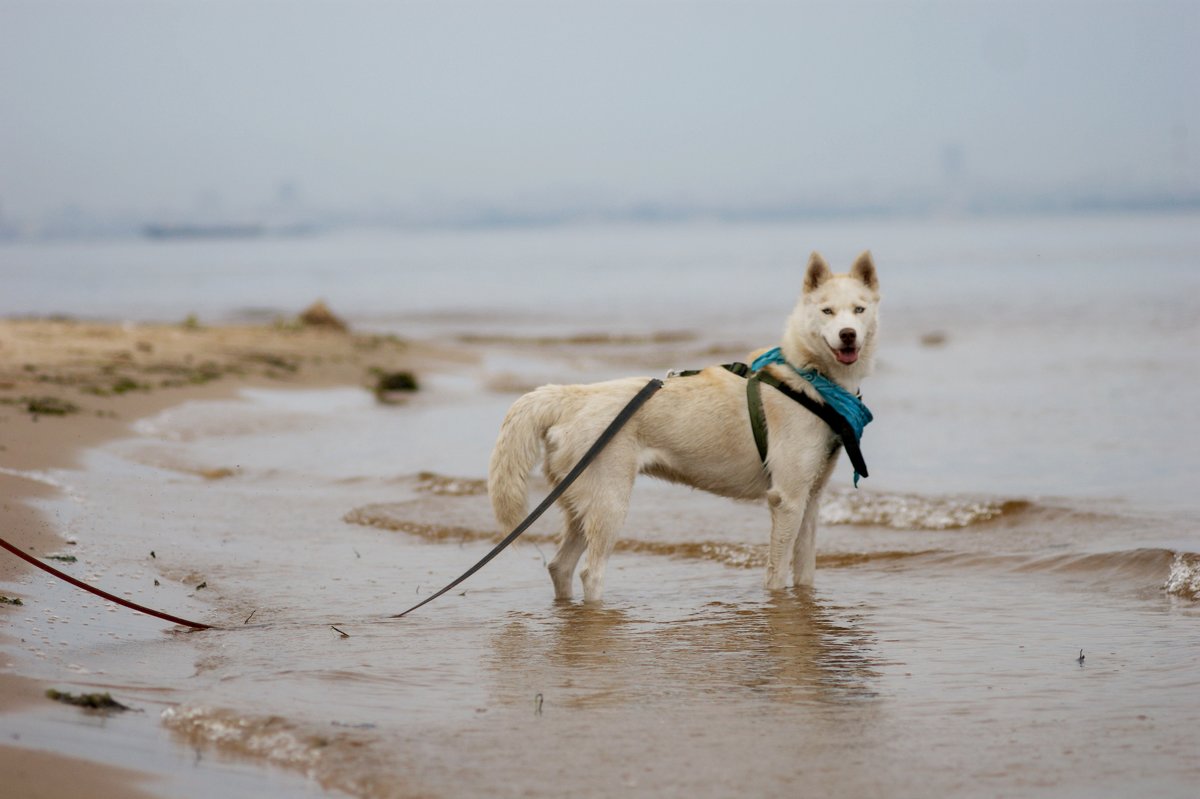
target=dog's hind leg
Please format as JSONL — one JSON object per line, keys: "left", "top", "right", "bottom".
{"left": 579, "top": 518, "right": 620, "bottom": 603}
{"left": 548, "top": 506, "right": 587, "bottom": 600}
{"left": 574, "top": 467, "right": 635, "bottom": 603}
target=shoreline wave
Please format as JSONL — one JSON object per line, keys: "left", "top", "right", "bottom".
{"left": 342, "top": 503, "right": 936, "bottom": 572}
{"left": 161, "top": 705, "right": 394, "bottom": 798}
{"left": 398, "top": 471, "right": 1075, "bottom": 532}
{"left": 345, "top": 495, "right": 1199, "bottom": 600}
{"left": 926, "top": 547, "right": 1200, "bottom": 599}
{"left": 345, "top": 473, "right": 1199, "bottom": 599}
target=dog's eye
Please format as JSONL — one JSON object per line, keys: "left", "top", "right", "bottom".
{"left": 822, "top": 308, "right": 834, "bottom": 316}
{"left": 853, "top": 306, "right": 866, "bottom": 314}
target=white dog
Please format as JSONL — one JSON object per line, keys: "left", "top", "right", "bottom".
{"left": 488, "top": 251, "right": 880, "bottom": 601}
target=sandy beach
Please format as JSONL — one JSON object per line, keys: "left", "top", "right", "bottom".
{"left": 0, "top": 314, "right": 437, "bottom": 566}
{"left": 0, "top": 315, "right": 434, "bottom": 796}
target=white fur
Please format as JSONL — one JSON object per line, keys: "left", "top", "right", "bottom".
{"left": 488, "top": 251, "right": 881, "bottom": 601}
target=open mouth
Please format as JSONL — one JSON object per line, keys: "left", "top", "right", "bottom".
{"left": 832, "top": 345, "right": 859, "bottom": 365}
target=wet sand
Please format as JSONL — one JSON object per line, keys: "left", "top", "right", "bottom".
{"left": 0, "top": 671, "right": 160, "bottom": 799}
{"left": 0, "top": 741, "right": 160, "bottom": 799}
{"left": 2, "top": 312, "right": 1199, "bottom": 799}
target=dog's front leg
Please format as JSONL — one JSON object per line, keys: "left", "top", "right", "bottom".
{"left": 792, "top": 499, "right": 820, "bottom": 587}
{"left": 765, "top": 488, "right": 807, "bottom": 590}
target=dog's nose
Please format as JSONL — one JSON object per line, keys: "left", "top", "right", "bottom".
{"left": 839, "top": 328, "right": 857, "bottom": 345}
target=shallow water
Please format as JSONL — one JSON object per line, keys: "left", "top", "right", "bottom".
{"left": 3, "top": 213, "right": 1200, "bottom": 796}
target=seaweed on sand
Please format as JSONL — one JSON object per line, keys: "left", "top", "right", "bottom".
{"left": 371, "top": 368, "right": 419, "bottom": 403}
{"left": 19, "top": 396, "right": 81, "bottom": 416}
{"left": 45, "top": 689, "right": 132, "bottom": 712}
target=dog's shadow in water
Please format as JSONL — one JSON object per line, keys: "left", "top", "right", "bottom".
{"left": 487, "top": 590, "right": 880, "bottom": 710}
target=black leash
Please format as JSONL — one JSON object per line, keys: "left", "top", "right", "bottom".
{"left": 391, "top": 377, "right": 664, "bottom": 618}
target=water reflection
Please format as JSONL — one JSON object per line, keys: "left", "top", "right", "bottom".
{"left": 486, "top": 589, "right": 879, "bottom": 712}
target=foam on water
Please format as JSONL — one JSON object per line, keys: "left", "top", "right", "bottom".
{"left": 0, "top": 465, "right": 70, "bottom": 490}
{"left": 159, "top": 704, "right": 391, "bottom": 798}
{"left": 162, "top": 706, "right": 325, "bottom": 773}
{"left": 414, "top": 470, "right": 488, "bottom": 497}
{"left": 1164, "top": 552, "right": 1200, "bottom": 600}
{"left": 820, "top": 488, "right": 1030, "bottom": 530}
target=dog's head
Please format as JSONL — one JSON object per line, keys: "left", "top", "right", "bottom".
{"left": 783, "top": 251, "right": 881, "bottom": 381}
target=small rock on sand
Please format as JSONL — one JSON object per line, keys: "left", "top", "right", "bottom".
{"left": 299, "top": 301, "right": 348, "bottom": 332}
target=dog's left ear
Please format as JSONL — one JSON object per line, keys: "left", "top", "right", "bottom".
{"left": 849, "top": 251, "right": 878, "bottom": 291}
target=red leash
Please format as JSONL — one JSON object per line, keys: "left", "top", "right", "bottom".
{"left": 0, "top": 534, "right": 211, "bottom": 630}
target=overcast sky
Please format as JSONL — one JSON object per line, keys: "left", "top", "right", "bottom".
{"left": 1, "top": 0, "right": 1196, "bottom": 223}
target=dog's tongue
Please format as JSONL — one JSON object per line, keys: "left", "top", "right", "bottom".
{"left": 836, "top": 348, "right": 859, "bottom": 365}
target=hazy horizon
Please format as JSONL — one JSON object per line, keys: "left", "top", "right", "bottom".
{"left": 2, "top": 1, "right": 1197, "bottom": 234}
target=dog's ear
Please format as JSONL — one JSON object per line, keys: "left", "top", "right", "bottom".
{"left": 849, "top": 250, "right": 878, "bottom": 291}
{"left": 803, "top": 252, "right": 833, "bottom": 293}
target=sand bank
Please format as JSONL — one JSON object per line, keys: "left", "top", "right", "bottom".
{"left": 0, "top": 311, "right": 446, "bottom": 579}
{"left": 0, "top": 315, "right": 443, "bottom": 795}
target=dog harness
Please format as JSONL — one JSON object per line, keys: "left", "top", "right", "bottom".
{"left": 672, "top": 349, "right": 872, "bottom": 486}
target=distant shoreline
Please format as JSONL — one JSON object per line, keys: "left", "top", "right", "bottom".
{"left": 142, "top": 223, "right": 265, "bottom": 240}
{"left": 3, "top": 202, "right": 1197, "bottom": 244}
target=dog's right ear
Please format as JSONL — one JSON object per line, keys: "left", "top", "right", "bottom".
{"left": 803, "top": 252, "right": 833, "bottom": 293}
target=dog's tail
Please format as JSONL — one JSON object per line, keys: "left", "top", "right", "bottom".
{"left": 488, "top": 386, "right": 563, "bottom": 532}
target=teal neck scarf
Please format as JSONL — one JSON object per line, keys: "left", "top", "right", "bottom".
{"left": 750, "top": 346, "right": 874, "bottom": 485}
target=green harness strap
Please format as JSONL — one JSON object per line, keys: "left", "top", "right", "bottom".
{"left": 745, "top": 373, "right": 769, "bottom": 462}
{"left": 671, "top": 362, "right": 867, "bottom": 480}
